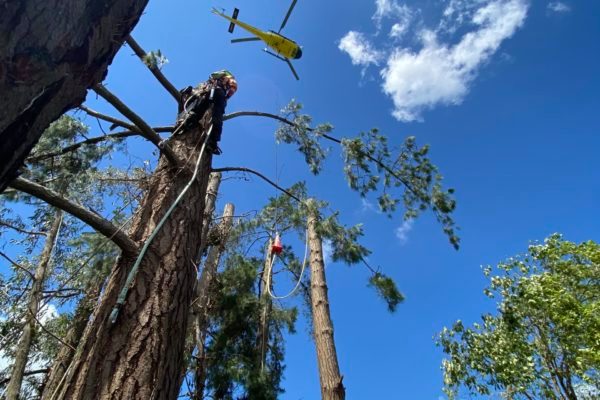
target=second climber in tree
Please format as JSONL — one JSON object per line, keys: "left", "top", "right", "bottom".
{"left": 174, "top": 70, "right": 238, "bottom": 155}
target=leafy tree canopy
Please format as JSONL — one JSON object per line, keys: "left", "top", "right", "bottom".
{"left": 438, "top": 234, "right": 600, "bottom": 400}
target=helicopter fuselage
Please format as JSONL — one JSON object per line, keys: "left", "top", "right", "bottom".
{"left": 214, "top": 10, "right": 302, "bottom": 60}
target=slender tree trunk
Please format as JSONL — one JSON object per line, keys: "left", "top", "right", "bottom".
{"left": 5, "top": 210, "right": 63, "bottom": 400}
{"left": 307, "top": 204, "right": 345, "bottom": 400}
{"left": 257, "top": 239, "right": 274, "bottom": 373}
{"left": 41, "top": 268, "right": 105, "bottom": 399}
{"left": 51, "top": 111, "right": 214, "bottom": 400}
{"left": 193, "top": 203, "right": 235, "bottom": 400}
{"left": 197, "top": 173, "right": 222, "bottom": 261}
{"left": 0, "top": 0, "right": 150, "bottom": 192}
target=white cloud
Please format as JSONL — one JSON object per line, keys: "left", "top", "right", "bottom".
{"left": 338, "top": 31, "right": 384, "bottom": 68}
{"left": 38, "top": 303, "right": 59, "bottom": 324}
{"left": 547, "top": 1, "right": 570, "bottom": 13}
{"left": 372, "top": 0, "right": 413, "bottom": 30}
{"left": 381, "top": 0, "right": 528, "bottom": 121}
{"left": 395, "top": 219, "right": 414, "bottom": 244}
{"left": 339, "top": 0, "right": 529, "bottom": 121}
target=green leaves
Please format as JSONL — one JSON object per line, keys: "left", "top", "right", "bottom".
{"left": 276, "top": 100, "right": 331, "bottom": 175}
{"left": 438, "top": 234, "right": 600, "bottom": 399}
{"left": 368, "top": 272, "right": 404, "bottom": 312}
{"left": 142, "top": 49, "right": 169, "bottom": 70}
{"left": 276, "top": 100, "right": 459, "bottom": 250}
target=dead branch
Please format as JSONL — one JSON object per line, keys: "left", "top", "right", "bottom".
{"left": 0, "top": 250, "right": 35, "bottom": 280}
{"left": 93, "top": 84, "right": 181, "bottom": 166}
{"left": 79, "top": 105, "right": 137, "bottom": 132}
{"left": 9, "top": 177, "right": 138, "bottom": 255}
{"left": 0, "top": 220, "right": 47, "bottom": 236}
{"left": 125, "top": 35, "right": 182, "bottom": 104}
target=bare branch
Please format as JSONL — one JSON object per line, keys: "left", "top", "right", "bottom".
{"left": 0, "top": 220, "right": 47, "bottom": 236}
{"left": 0, "top": 369, "right": 48, "bottom": 386}
{"left": 93, "top": 84, "right": 181, "bottom": 166}
{"left": 28, "top": 308, "right": 77, "bottom": 352}
{"left": 125, "top": 35, "right": 182, "bottom": 104}
{"left": 9, "top": 177, "right": 138, "bottom": 255}
{"left": 79, "top": 105, "right": 137, "bottom": 132}
{"left": 211, "top": 166, "right": 302, "bottom": 202}
{"left": 28, "top": 126, "right": 175, "bottom": 163}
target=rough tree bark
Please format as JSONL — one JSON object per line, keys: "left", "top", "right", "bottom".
{"left": 193, "top": 203, "right": 235, "bottom": 400}
{"left": 5, "top": 210, "right": 63, "bottom": 400}
{"left": 49, "top": 110, "right": 215, "bottom": 400}
{"left": 0, "top": 0, "right": 150, "bottom": 192}
{"left": 307, "top": 203, "right": 345, "bottom": 400}
{"left": 41, "top": 266, "right": 105, "bottom": 399}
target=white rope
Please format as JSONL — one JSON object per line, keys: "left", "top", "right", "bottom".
{"left": 266, "top": 226, "right": 309, "bottom": 300}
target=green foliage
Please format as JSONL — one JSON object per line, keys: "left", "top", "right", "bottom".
{"left": 142, "top": 49, "right": 169, "bottom": 70}
{"left": 276, "top": 101, "right": 332, "bottom": 175}
{"left": 204, "top": 255, "right": 297, "bottom": 400}
{"left": 276, "top": 100, "right": 459, "bottom": 249}
{"left": 437, "top": 234, "right": 600, "bottom": 399}
{"left": 368, "top": 272, "right": 404, "bottom": 312}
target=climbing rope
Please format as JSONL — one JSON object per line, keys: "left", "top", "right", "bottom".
{"left": 109, "top": 124, "right": 213, "bottom": 324}
{"left": 265, "top": 226, "right": 309, "bottom": 300}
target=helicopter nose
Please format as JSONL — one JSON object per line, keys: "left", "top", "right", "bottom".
{"left": 294, "top": 47, "right": 303, "bottom": 59}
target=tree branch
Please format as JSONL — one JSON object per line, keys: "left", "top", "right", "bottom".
{"left": 224, "top": 110, "right": 441, "bottom": 219}
{"left": 0, "top": 220, "right": 47, "bottom": 236}
{"left": 0, "top": 369, "right": 48, "bottom": 386}
{"left": 0, "top": 250, "right": 35, "bottom": 280}
{"left": 125, "top": 35, "right": 182, "bottom": 104}
{"left": 211, "top": 167, "right": 302, "bottom": 202}
{"left": 79, "top": 105, "right": 137, "bottom": 132}
{"left": 9, "top": 177, "right": 138, "bottom": 255}
{"left": 26, "top": 126, "right": 174, "bottom": 163}
{"left": 93, "top": 84, "right": 181, "bottom": 166}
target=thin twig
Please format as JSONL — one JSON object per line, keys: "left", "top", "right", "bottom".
{"left": 0, "top": 220, "right": 47, "bottom": 236}
{"left": 79, "top": 105, "right": 137, "bottom": 132}
{"left": 28, "top": 307, "right": 77, "bottom": 351}
{"left": 0, "top": 250, "right": 35, "bottom": 280}
{"left": 125, "top": 35, "right": 182, "bottom": 104}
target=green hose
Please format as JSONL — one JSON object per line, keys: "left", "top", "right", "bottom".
{"left": 109, "top": 126, "right": 212, "bottom": 324}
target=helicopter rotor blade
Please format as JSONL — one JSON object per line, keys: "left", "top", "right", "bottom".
{"left": 285, "top": 58, "right": 300, "bottom": 80}
{"left": 278, "top": 0, "right": 298, "bottom": 33}
{"left": 231, "top": 37, "right": 262, "bottom": 43}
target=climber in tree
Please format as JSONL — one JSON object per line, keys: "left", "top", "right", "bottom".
{"left": 175, "top": 70, "right": 238, "bottom": 154}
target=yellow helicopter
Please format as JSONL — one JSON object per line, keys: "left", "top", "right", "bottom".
{"left": 212, "top": 0, "right": 302, "bottom": 80}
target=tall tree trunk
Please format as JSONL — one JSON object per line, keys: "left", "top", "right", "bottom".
{"left": 5, "top": 210, "right": 63, "bottom": 400}
{"left": 197, "top": 173, "right": 222, "bottom": 261}
{"left": 51, "top": 113, "right": 214, "bottom": 400}
{"left": 257, "top": 239, "right": 274, "bottom": 373}
{"left": 307, "top": 205, "right": 345, "bottom": 400}
{"left": 193, "top": 203, "right": 235, "bottom": 400}
{"left": 41, "top": 266, "right": 105, "bottom": 399}
{"left": 0, "top": 0, "right": 150, "bottom": 192}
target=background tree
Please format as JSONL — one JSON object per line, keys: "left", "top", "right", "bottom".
{"left": 438, "top": 234, "right": 600, "bottom": 400}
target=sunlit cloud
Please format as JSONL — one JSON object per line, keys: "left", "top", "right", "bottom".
{"left": 339, "top": 0, "right": 529, "bottom": 122}
{"left": 547, "top": 1, "right": 570, "bottom": 14}
{"left": 395, "top": 219, "right": 414, "bottom": 245}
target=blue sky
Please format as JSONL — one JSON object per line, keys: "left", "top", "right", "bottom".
{"left": 4, "top": 0, "right": 600, "bottom": 398}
